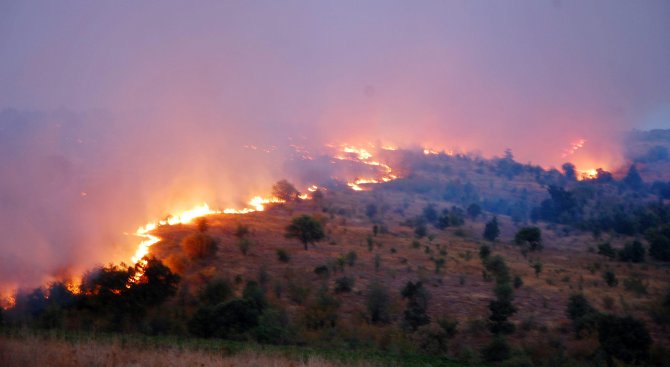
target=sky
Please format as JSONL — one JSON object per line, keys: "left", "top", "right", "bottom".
{"left": 0, "top": 0, "right": 669, "bottom": 290}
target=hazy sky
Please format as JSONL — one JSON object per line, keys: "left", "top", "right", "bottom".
{"left": 0, "top": 0, "right": 669, "bottom": 289}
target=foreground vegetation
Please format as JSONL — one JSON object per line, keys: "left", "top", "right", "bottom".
{"left": 0, "top": 329, "right": 467, "bottom": 367}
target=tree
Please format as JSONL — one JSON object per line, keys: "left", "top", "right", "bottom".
{"left": 646, "top": 225, "right": 670, "bottom": 261}
{"left": 483, "top": 217, "right": 500, "bottom": 242}
{"left": 199, "top": 278, "right": 233, "bottom": 306}
{"left": 515, "top": 226, "right": 542, "bottom": 251}
{"left": 566, "top": 294, "right": 600, "bottom": 337}
{"left": 131, "top": 257, "right": 180, "bottom": 307}
{"left": 562, "top": 162, "right": 576, "bottom": 181}
{"left": 618, "top": 241, "right": 645, "bottom": 263}
{"left": 467, "top": 203, "right": 482, "bottom": 219}
{"left": 285, "top": 215, "right": 325, "bottom": 250}
{"left": 367, "top": 282, "right": 391, "bottom": 324}
{"left": 603, "top": 271, "right": 618, "bottom": 287}
{"left": 401, "top": 281, "right": 430, "bottom": 331}
{"left": 623, "top": 164, "right": 643, "bottom": 190}
{"left": 598, "top": 315, "right": 652, "bottom": 365}
{"left": 481, "top": 336, "right": 511, "bottom": 363}
{"left": 272, "top": 179, "right": 300, "bottom": 201}
{"left": 181, "top": 233, "right": 218, "bottom": 260}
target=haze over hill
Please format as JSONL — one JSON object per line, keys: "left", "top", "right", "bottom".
{"left": 0, "top": 0, "right": 669, "bottom": 331}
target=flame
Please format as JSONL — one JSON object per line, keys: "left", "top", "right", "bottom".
{"left": 562, "top": 138, "right": 587, "bottom": 158}
{"left": 576, "top": 168, "right": 598, "bottom": 181}
{"left": 423, "top": 148, "right": 439, "bottom": 155}
{"left": 307, "top": 185, "right": 318, "bottom": 192}
{"left": 128, "top": 197, "right": 287, "bottom": 284}
{"left": 2, "top": 293, "right": 15, "bottom": 309}
{"left": 332, "top": 143, "right": 399, "bottom": 190}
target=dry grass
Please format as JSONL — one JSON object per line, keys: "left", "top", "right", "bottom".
{"left": 0, "top": 334, "right": 378, "bottom": 367}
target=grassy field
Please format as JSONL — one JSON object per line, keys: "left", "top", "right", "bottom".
{"left": 0, "top": 329, "right": 470, "bottom": 367}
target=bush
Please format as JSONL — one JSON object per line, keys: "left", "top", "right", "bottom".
{"left": 189, "top": 298, "right": 261, "bottom": 339}
{"left": 198, "top": 278, "right": 233, "bottom": 306}
{"left": 181, "top": 233, "right": 218, "bottom": 260}
{"left": 314, "top": 265, "right": 330, "bottom": 277}
{"left": 255, "top": 307, "right": 293, "bottom": 344}
{"left": 238, "top": 238, "right": 251, "bottom": 255}
{"left": 276, "top": 249, "right": 290, "bottom": 263}
{"left": 345, "top": 251, "right": 357, "bottom": 266}
{"left": 598, "top": 314, "right": 652, "bottom": 364}
{"left": 401, "top": 281, "right": 430, "bottom": 331}
{"left": 514, "top": 226, "right": 542, "bottom": 251}
{"left": 334, "top": 276, "right": 355, "bottom": 293}
{"left": 618, "top": 241, "right": 645, "bottom": 263}
{"left": 603, "top": 271, "right": 618, "bottom": 287}
{"left": 413, "top": 323, "right": 449, "bottom": 356}
{"left": 367, "top": 282, "right": 391, "bottom": 324}
{"left": 623, "top": 273, "right": 648, "bottom": 296}
{"left": 483, "top": 217, "right": 500, "bottom": 241}
{"left": 481, "top": 336, "right": 511, "bottom": 363}
{"left": 597, "top": 242, "right": 616, "bottom": 259}
{"left": 303, "top": 287, "right": 340, "bottom": 330}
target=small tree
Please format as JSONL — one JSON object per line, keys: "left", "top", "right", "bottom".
{"left": 285, "top": 215, "right": 325, "bottom": 250}
{"left": 401, "top": 281, "right": 430, "bottom": 331}
{"left": 598, "top": 315, "right": 651, "bottom": 365}
{"left": 483, "top": 217, "right": 500, "bottom": 242}
{"left": 272, "top": 179, "right": 300, "bottom": 201}
{"left": 181, "top": 233, "right": 218, "bottom": 260}
{"left": 618, "top": 241, "right": 645, "bottom": 263}
{"left": 515, "top": 226, "right": 542, "bottom": 251}
{"left": 603, "top": 271, "right": 618, "bottom": 287}
{"left": 467, "top": 203, "right": 482, "bottom": 219}
{"left": 367, "top": 282, "right": 391, "bottom": 324}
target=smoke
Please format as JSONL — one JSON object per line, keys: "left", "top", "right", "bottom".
{"left": 1, "top": 0, "right": 669, "bottom": 290}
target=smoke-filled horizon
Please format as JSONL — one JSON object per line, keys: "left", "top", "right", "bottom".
{"left": 1, "top": 1, "right": 669, "bottom": 290}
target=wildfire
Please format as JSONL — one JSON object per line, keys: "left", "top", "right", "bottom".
{"left": 332, "top": 143, "right": 399, "bottom": 190}
{"left": 576, "top": 168, "right": 599, "bottom": 181}
{"left": 128, "top": 195, "right": 290, "bottom": 284}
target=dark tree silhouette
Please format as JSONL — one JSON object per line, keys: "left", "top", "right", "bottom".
{"left": 272, "top": 179, "right": 301, "bottom": 201}
{"left": 483, "top": 217, "right": 500, "bottom": 241}
{"left": 285, "top": 215, "right": 325, "bottom": 250}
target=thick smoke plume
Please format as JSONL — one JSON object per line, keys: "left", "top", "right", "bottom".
{"left": 0, "top": 1, "right": 669, "bottom": 290}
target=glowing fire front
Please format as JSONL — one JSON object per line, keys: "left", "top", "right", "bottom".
{"left": 334, "top": 144, "right": 398, "bottom": 191}
{"left": 128, "top": 195, "right": 290, "bottom": 284}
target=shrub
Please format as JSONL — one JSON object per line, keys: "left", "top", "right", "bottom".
{"left": 303, "top": 287, "right": 340, "bottom": 330}
{"left": 314, "top": 265, "right": 330, "bottom": 277}
{"left": 513, "top": 275, "right": 523, "bottom": 289}
{"left": 345, "top": 251, "right": 357, "bottom": 266}
{"left": 481, "top": 336, "right": 511, "bottom": 363}
{"left": 234, "top": 223, "right": 250, "bottom": 238}
{"left": 181, "top": 233, "right": 218, "bottom": 260}
{"left": 255, "top": 307, "right": 293, "bottom": 344}
{"left": 618, "top": 241, "right": 645, "bottom": 263}
{"left": 198, "top": 278, "right": 233, "bottom": 306}
{"left": 597, "top": 242, "right": 616, "bottom": 259}
{"left": 238, "top": 238, "right": 251, "bottom": 255}
{"left": 272, "top": 179, "right": 300, "bottom": 201}
{"left": 623, "top": 273, "right": 648, "bottom": 296}
{"left": 276, "top": 249, "right": 290, "bottom": 263}
{"left": 515, "top": 226, "right": 542, "bottom": 251}
{"left": 367, "top": 282, "right": 391, "bottom": 324}
{"left": 598, "top": 314, "right": 652, "bottom": 364}
{"left": 401, "top": 281, "right": 430, "bottom": 331}
{"left": 483, "top": 217, "right": 500, "bottom": 241}
{"left": 334, "top": 276, "right": 355, "bottom": 293}
{"left": 603, "top": 271, "right": 618, "bottom": 287}
{"left": 479, "top": 245, "right": 491, "bottom": 260}
{"left": 413, "top": 323, "right": 450, "bottom": 356}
